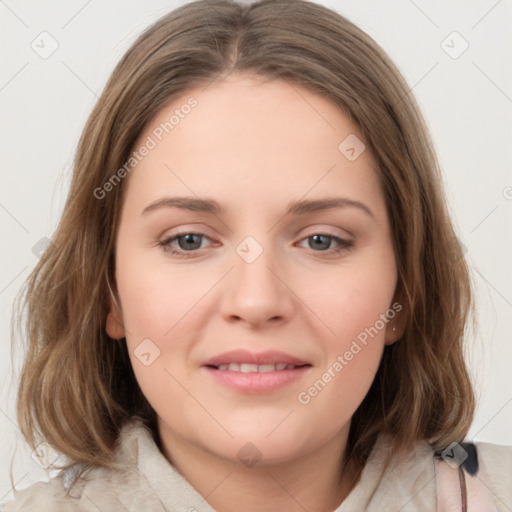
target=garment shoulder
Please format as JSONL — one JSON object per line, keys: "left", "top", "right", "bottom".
{"left": 0, "top": 462, "right": 165, "bottom": 512}
{"left": 0, "top": 477, "right": 83, "bottom": 512}
{"left": 476, "top": 441, "right": 512, "bottom": 511}
{"left": 0, "top": 419, "right": 167, "bottom": 512}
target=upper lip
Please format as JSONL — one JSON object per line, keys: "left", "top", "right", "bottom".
{"left": 202, "top": 349, "right": 311, "bottom": 367}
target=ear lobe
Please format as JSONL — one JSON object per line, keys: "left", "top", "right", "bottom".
{"left": 106, "top": 300, "right": 125, "bottom": 340}
{"left": 384, "top": 288, "right": 408, "bottom": 346}
{"left": 384, "top": 321, "right": 405, "bottom": 346}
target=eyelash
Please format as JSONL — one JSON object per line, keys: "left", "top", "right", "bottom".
{"left": 158, "top": 231, "right": 354, "bottom": 258}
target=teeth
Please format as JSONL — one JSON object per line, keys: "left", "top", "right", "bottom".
{"left": 240, "top": 363, "right": 258, "bottom": 373}
{"left": 216, "top": 363, "right": 298, "bottom": 372}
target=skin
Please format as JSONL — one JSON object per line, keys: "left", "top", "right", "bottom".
{"left": 107, "top": 73, "right": 404, "bottom": 512}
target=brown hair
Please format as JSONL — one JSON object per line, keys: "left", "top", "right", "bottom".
{"left": 11, "top": 0, "right": 475, "bottom": 493}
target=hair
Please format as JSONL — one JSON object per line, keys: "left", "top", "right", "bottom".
{"left": 11, "top": 0, "right": 475, "bottom": 494}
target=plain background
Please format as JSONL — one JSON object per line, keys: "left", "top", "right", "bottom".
{"left": 1, "top": 0, "right": 511, "bottom": 502}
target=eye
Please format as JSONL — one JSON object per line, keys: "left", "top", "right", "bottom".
{"left": 158, "top": 232, "right": 213, "bottom": 258}
{"left": 297, "top": 233, "right": 354, "bottom": 255}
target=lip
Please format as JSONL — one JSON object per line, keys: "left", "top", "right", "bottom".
{"left": 202, "top": 349, "right": 312, "bottom": 393}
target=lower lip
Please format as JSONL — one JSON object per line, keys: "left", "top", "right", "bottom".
{"left": 203, "top": 366, "right": 312, "bottom": 393}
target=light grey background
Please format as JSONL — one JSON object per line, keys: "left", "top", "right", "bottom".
{"left": 1, "top": 0, "right": 511, "bottom": 502}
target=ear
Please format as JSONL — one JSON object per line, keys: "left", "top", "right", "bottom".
{"left": 384, "top": 285, "right": 408, "bottom": 346}
{"left": 106, "top": 298, "right": 126, "bottom": 340}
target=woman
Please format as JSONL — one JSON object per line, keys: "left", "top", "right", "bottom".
{"left": 4, "top": 0, "right": 511, "bottom": 510}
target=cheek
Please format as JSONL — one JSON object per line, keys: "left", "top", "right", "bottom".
{"left": 296, "top": 277, "right": 392, "bottom": 435}
{"left": 116, "top": 258, "right": 203, "bottom": 417}
{"left": 311, "top": 264, "right": 396, "bottom": 344}
{"left": 305, "top": 258, "right": 396, "bottom": 406}
{"left": 115, "top": 253, "right": 210, "bottom": 338}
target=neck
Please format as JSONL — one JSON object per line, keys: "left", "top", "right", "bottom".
{"left": 157, "top": 421, "right": 358, "bottom": 512}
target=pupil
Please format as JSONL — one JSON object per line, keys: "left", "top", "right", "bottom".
{"left": 179, "top": 234, "right": 201, "bottom": 250}
{"left": 311, "top": 234, "right": 330, "bottom": 250}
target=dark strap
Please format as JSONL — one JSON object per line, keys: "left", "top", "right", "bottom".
{"left": 434, "top": 443, "right": 499, "bottom": 511}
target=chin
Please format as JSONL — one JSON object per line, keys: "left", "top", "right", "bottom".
{"left": 204, "top": 417, "right": 318, "bottom": 465}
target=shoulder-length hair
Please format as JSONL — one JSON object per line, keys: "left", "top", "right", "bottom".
{"left": 12, "top": 0, "right": 474, "bottom": 491}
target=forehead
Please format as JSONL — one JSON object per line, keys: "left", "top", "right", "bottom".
{"left": 123, "top": 73, "right": 385, "bottom": 219}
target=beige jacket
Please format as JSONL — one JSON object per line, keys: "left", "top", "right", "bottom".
{"left": 1, "top": 418, "right": 511, "bottom": 511}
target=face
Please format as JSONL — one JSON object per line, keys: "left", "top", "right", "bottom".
{"left": 107, "top": 73, "right": 401, "bottom": 467}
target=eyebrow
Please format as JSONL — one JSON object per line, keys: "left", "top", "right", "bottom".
{"left": 141, "top": 196, "right": 375, "bottom": 219}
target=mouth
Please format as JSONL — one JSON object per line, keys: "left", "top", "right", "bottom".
{"left": 202, "top": 350, "right": 312, "bottom": 393}
{"left": 207, "top": 363, "right": 310, "bottom": 372}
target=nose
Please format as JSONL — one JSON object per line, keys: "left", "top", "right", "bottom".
{"left": 219, "top": 246, "right": 295, "bottom": 328}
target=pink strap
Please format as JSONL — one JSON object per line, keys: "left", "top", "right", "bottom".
{"left": 434, "top": 446, "right": 499, "bottom": 512}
